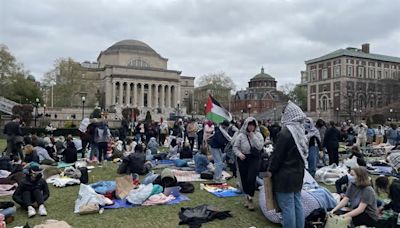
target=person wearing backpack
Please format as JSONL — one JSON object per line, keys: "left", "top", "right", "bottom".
{"left": 94, "top": 120, "right": 111, "bottom": 164}
{"left": 208, "top": 120, "right": 231, "bottom": 183}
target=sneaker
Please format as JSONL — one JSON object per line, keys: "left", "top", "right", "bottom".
{"left": 247, "top": 196, "right": 255, "bottom": 211}
{"left": 243, "top": 196, "right": 249, "bottom": 208}
{"left": 38, "top": 204, "right": 47, "bottom": 216}
{"left": 27, "top": 206, "right": 36, "bottom": 218}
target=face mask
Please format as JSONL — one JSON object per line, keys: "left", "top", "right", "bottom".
{"left": 348, "top": 175, "right": 356, "bottom": 184}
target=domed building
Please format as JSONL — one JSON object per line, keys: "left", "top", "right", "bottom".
{"left": 231, "top": 67, "right": 285, "bottom": 119}
{"left": 89, "top": 40, "right": 194, "bottom": 114}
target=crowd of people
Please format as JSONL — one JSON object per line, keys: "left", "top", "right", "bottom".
{"left": 2, "top": 101, "right": 400, "bottom": 227}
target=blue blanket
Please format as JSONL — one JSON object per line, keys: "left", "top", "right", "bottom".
{"left": 307, "top": 187, "right": 337, "bottom": 209}
{"left": 102, "top": 195, "right": 190, "bottom": 209}
{"left": 90, "top": 181, "right": 116, "bottom": 195}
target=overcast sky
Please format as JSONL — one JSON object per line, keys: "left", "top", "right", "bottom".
{"left": 1, "top": 0, "right": 400, "bottom": 89}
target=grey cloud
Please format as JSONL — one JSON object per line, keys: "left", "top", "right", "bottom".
{"left": 0, "top": 0, "right": 399, "bottom": 87}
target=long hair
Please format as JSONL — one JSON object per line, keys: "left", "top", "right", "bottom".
{"left": 353, "top": 166, "right": 371, "bottom": 188}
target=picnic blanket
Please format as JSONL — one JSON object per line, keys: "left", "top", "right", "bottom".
{"left": 0, "top": 184, "right": 17, "bottom": 196}
{"left": 47, "top": 175, "right": 80, "bottom": 187}
{"left": 102, "top": 195, "right": 190, "bottom": 209}
{"left": 203, "top": 183, "right": 241, "bottom": 198}
{"left": 57, "top": 162, "right": 75, "bottom": 169}
{"left": 171, "top": 169, "right": 231, "bottom": 182}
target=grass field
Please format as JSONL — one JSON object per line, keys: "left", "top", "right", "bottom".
{"left": 0, "top": 138, "right": 280, "bottom": 228}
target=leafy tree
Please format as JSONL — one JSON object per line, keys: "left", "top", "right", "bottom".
{"left": 43, "top": 58, "right": 86, "bottom": 107}
{"left": 279, "top": 83, "right": 307, "bottom": 110}
{"left": 12, "top": 104, "right": 33, "bottom": 126}
{"left": 0, "top": 46, "right": 42, "bottom": 103}
{"left": 197, "top": 72, "right": 236, "bottom": 91}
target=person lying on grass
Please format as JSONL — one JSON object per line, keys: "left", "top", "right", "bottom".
{"left": 12, "top": 166, "right": 49, "bottom": 218}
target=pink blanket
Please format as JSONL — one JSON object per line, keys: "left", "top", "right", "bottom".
{"left": 0, "top": 184, "right": 17, "bottom": 196}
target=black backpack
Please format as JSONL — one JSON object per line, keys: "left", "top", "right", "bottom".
{"left": 305, "top": 208, "right": 326, "bottom": 228}
{"left": 178, "top": 182, "right": 195, "bottom": 193}
{"left": 79, "top": 167, "right": 89, "bottom": 184}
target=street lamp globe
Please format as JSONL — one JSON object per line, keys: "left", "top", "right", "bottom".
{"left": 35, "top": 98, "right": 39, "bottom": 103}
{"left": 247, "top": 104, "right": 252, "bottom": 109}
{"left": 82, "top": 96, "right": 86, "bottom": 102}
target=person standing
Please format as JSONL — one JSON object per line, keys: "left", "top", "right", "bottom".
{"left": 203, "top": 120, "right": 215, "bottom": 146}
{"left": 304, "top": 118, "right": 322, "bottom": 177}
{"left": 374, "top": 125, "right": 385, "bottom": 144}
{"left": 94, "top": 119, "right": 111, "bottom": 164}
{"left": 208, "top": 120, "right": 231, "bottom": 182}
{"left": 187, "top": 120, "right": 198, "bottom": 151}
{"left": 233, "top": 117, "right": 264, "bottom": 211}
{"left": 355, "top": 122, "right": 368, "bottom": 149}
{"left": 3, "top": 115, "right": 23, "bottom": 159}
{"left": 324, "top": 121, "right": 341, "bottom": 165}
{"left": 267, "top": 101, "right": 307, "bottom": 228}
{"left": 387, "top": 124, "right": 398, "bottom": 146}
{"left": 159, "top": 118, "right": 169, "bottom": 146}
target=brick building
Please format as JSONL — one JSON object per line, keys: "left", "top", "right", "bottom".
{"left": 231, "top": 67, "right": 285, "bottom": 118}
{"left": 305, "top": 43, "right": 400, "bottom": 122}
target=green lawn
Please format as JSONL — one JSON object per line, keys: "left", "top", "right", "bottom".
{"left": 0, "top": 138, "right": 279, "bottom": 228}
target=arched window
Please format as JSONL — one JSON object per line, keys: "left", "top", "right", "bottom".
{"left": 321, "top": 96, "right": 328, "bottom": 111}
{"left": 128, "top": 59, "right": 150, "bottom": 68}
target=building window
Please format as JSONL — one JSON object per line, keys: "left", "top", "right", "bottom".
{"left": 385, "top": 71, "right": 389, "bottom": 79}
{"left": 321, "top": 96, "right": 328, "bottom": 111}
{"left": 334, "top": 66, "right": 340, "bottom": 77}
{"left": 347, "top": 66, "right": 353, "bottom": 77}
{"left": 310, "top": 70, "right": 316, "bottom": 81}
{"left": 322, "top": 69, "right": 328, "bottom": 79}
{"left": 369, "top": 68, "right": 375, "bottom": 79}
{"left": 185, "top": 81, "right": 188, "bottom": 86}
{"left": 358, "top": 67, "right": 364, "bottom": 78}
{"left": 377, "top": 70, "right": 382, "bottom": 79}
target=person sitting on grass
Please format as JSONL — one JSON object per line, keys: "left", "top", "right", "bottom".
{"left": 375, "top": 176, "right": 400, "bottom": 213}
{"left": 330, "top": 166, "right": 379, "bottom": 227}
{"left": 128, "top": 144, "right": 152, "bottom": 175}
{"left": 194, "top": 146, "right": 214, "bottom": 174}
{"left": 147, "top": 137, "right": 159, "bottom": 155}
{"left": 180, "top": 142, "right": 193, "bottom": 159}
{"left": 12, "top": 166, "right": 49, "bottom": 218}
{"left": 35, "top": 143, "right": 55, "bottom": 165}
{"left": 167, "top": 138, "right": 180, "bottom": 159}
{"left": 335, "top": 158, "right": 367, "bottom": 196}
{"left": 23, "top": 145, "right": 39, "bottom": 164}
{"left": 62, "top": 135, "right": 77, "bottom": 163}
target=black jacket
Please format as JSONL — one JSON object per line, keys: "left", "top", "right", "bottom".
{"left": 269, "top": 127, "right": 305, "bottom": 193}
{"left": 3, "top": 121, "right": 22, "bottom": 138}
{"left": 13, "top": 176, "right": 49, "bottom": 203}
{"left": 62, "top": 141, "right": 77, "bottom": 163}
{"left": 268, "top": 124, "right": 281, "bottom": 144}
{"left": 324, "top": 127, "right": 341, "bottom": 149}
{"left": 208, "top": 127, "right": 229, "bottom": 149}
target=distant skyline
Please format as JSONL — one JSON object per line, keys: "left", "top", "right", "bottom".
{"left": 1, "top": 0, "right": 400, "bottom": 89}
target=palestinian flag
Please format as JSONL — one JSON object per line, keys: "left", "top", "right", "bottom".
{"left": 206, "top": 94, "right": 232, "bottom": 124}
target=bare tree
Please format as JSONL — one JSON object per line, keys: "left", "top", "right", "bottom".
{"left": 197, "top": 72, "right": 236, "bottom": 91}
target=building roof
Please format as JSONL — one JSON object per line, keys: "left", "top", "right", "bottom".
{"left": 305, "top": 47, "right": 400, "bottom": 64}
{"left": 251, "top": 67, "right": 275, "bottom": 81}
{"left": 104, "top": 40, "right": 159, "bottom": 56}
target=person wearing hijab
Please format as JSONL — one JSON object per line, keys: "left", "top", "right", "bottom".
{"left": 305, "top": 118, "right": 322, "bottom": 177}
{"left": 233, "top": 117, "right": 264, "bottom": 211}
{"left": 267, "top": 101, "right": 307, "bottom": 228}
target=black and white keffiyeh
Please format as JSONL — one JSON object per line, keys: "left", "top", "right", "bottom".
{"left": 281, "top": 101, "right": 309, "bottom": 166}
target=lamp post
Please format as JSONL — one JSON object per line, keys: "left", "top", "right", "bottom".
{"left": 353, "top": 108, "right": 357, "bottom": 123}
{"left": 43, "top": 104, "right": 47, "bottom": 116}
{"left": 359, "top": 109, "right": 362, "bottom": 122}
{"left": 247, "top": 103, "right": 252, "bottom": 117}
{"left": 390, "top": 108, "right": 393, "bottom": 122}
{"left": 241, "top": 109, "right": 244, "bottom": 121}
{"left": 35, "top": 98, "right": 39, "bottom": 127}
{"left": 335, "top": 107, "right": 339, "bottom": 124}
{"left": 273, "top": 107, "right": 277, "bottom": 122}
{"left": 81, "top": 96, "right": 86, "bottom": 119}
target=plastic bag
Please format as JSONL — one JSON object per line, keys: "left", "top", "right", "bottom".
{"left": 74, "top": 184, "right": 112, "bottom": 214}
{"left": 126, "top": 184, "right": 153, "bottom": 205}
{"left": 315, "top": 164, "right": 348, "bottom": 185}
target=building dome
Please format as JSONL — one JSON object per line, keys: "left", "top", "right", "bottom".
{"left": 104, "top": 39, "right": 159, "bottom": 56}
{"left": 251, "top": 67, "right": 275, "bottom": 81}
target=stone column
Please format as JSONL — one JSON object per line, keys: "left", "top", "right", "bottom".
{"left": 126, "top": 82, "right": 131, "bottom": 106}
{"left": 112, "top": 80, "right": 116, "bottom": 105}
{"left": 160, "top": 84, "right": 165, "bottom": 108}
{"left": 154, "top": 84, "right": 159, "bottom": 108}
{"left": 166, "top": 85, "right": 171, "bottom": 108}
{"left": 148, "top": 84, "right": 152, "bottom": 108}
{"left": 105, "top": 78, "right": 112, "bottom": 107}
{"left": 140, "top": 83, "right": 144, "bottom": 107}
{"left": 177, "top": 85, "right": 181, "bottom": 107}
{"left": 119, "top": 82, "right": 123, "bottom": 105}
{"left": 133, "top": 83, "right": 137, "bottom": 107}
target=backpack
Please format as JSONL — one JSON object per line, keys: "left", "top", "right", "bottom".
{"left": 95, "top": 126, "right": 110, "bottom": 143}
{"left": 305, "top": 208, "right": 327, "bottom": 228}
{"left": 178, "top": 182, "right": 194, "bottom": 193}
